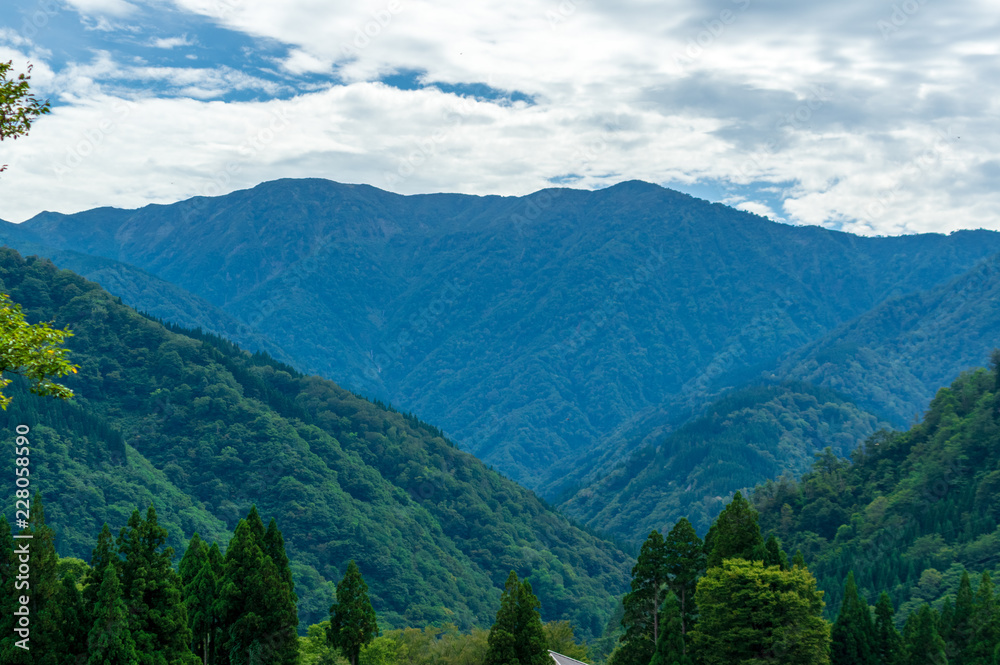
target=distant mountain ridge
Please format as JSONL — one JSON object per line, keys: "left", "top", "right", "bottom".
{"left": 3, "top": 178, "right": 1000, "bottom": 500}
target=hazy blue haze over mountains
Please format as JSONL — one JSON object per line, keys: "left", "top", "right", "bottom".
{"left": 3, "top": 178, "right": 1000, "bottom": 511}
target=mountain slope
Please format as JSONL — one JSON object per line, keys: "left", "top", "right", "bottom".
{"left": 753, "top": 361, "right": 1000, "bottom": 620}
{"left": 0, "top": 248, "right": 631, "bottom": 638}
{"left": 5, "top": 179, "right": 1000, "bottom": 497}
{"left": 777, "top": 251, "right": 1000, "bottom": 425}
{"left": 560, "top": 382, "right": 889, "bottom": 541}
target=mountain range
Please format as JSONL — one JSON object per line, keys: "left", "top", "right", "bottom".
{"left": 3, "top": 178, "right": 999, "bottom": 545}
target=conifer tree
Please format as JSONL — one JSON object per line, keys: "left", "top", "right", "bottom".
{"left": 328, "top": 560, "right": 379, "bottom": 665}
{"left": 948, "top": 571, "right": 974, "bottom": 664}
{"left": 873, "top": 592, "right": 903, "bottom": 665}
{"left": 514, "top": 576, "right": 549, "bottom": 665}
{"left": 88, "top": 563, "right": 139, "bottom": 665}
{"left": 903, "top": 604, "right": 947, "bottom": 665}
{"left": 55, "top": 573, "right": 89, "bottom": 664}
{"left": 705, "top": 492, "right": 764, "bottom": 568}
{"left": 484, "top": 572, "right": 518, "bottom": 665}
{"left": 220, "top": 510, "right": 297, "bottom": 665}
{"left": 650, "top": 593, "right": 693, "bottom": 665}
{"left": 485, "top": 570, "right": 549, "bottom": 665}
{"left": 262, "top": 518, "right": 299, "bottom": 665}
{"left": 761, "top": 534, "right": 789, "bottom": 570}
{"left": 84, "top": 523, "right": 117, "bottom": 612}
{"left": 831, "top": 571, "right": 876, "bottom": 665}
{"left": 969, "top": 572, "right": 999, "bottom": 665}
{"left": 181, "top": 534, "right": 219, "bottom": 665}
{"left": 792, "top": 550, "right": 806, "bottom": 569}
{"left": 664, "top": 518, "right": 704, "bottom": 640}
{"left": 620, "top": 529, "right": 669, "bottom": 661}
{"left": 117, "top": 505, "right": 195, "bottom": 664}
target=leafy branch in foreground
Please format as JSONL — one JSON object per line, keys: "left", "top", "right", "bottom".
{"left": 0, "top": 60, "right": 51, "bottom": 173}
{"left": 0, "top": 293, "right": 77, "bottom": 408}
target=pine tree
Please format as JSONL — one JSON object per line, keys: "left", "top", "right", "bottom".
{"left": 968, "top": 572, "right": 999, "bottom": 665}
{"left": 514, "top": 576, "right": 549, "bottom": 665}
{"left": 831, "top": 572, "right": 876, "bottom": 665}
{"left": 88, "top": 563, "right": 139, "bottom": 665}
{"left": 54, "top": 573, "right": 89, "bottom": 664}
{"left": 706, "top": 492, "right": 764, "bottom": 568}
{"left": 664, "top": 518, "right": 704, "bottom": 641}
{"left": 650, "top": 593, "right": 693, "bottom": 665}
{"left": 620, "top": 529, "right": 669, "bottom": 662}
{"left": 84, "top": 523, "right": 117, "bottom": 612}
{"left": 117, "top": 505, "right": 195, "bottom": 664}
{"left": 761, "top": 534, "right": 789, "bottom": 570}
{"left": 485, "top": 570, "right": 549, "bottom": 665}
{"left": 484, "top": 572, "right": 518, "bottom": 665}
{"left": 261, "top": 518, "right": 299, "bottom": 665}
{"left": 903, "top": 604, "right": 947, "bottom": 665}
{"left": 792, "top": 550, "right": 806, "bottom": 569}
{"left": 873, "top": 592, "right": 903, "bottom": 665}
{"left": 948, "top": 571, "right": 974, "bottom": 664}
{"left": 181, "top": 534, "right": 218, "bottom": 665}
{"left": 328, "top": 560, "right": 378, "bottom": 665}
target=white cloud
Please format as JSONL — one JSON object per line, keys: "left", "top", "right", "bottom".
{"left": 64, "top": 0, "right": 138, "bottom": 18}
{"left": 1, "top": 0, "right": 1000, "bottom": 235}
{"left": 150, "top": 35, "right": 194, "bottom": 49}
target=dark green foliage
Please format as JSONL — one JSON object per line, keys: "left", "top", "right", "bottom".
{"left": 88, "top": 563, "right": 139, "bottom": 665}
{"left": 762, "top": 534, "right": 790, "bottom": 570}
{"left": 902, "top": 604, "right": 947, "bottom": 665}
{"left": 117, "top": 505, "right": 194, "bottom": 664}
{"left": 328, "top": 560, "right": 378, "bottom": 665}
{"left": 793, "top": 550, "right": 807, "bottom": 569}
{"left": 663, "top": 518, "right": 703, "bottom": 638}
{"left": 753, "top": 362, "right": 1000, "bottom": 624}
{"left": 55, "top": 573, "right": 89, "bottom": 664}
{"left": 484, "top": 571, "right": 548, "bottom": 665}
{"left": 180, "top": 534, "right": 220, "bottom": 665}
{"left": 0, "top": 247, "right": 630, "bottom": 637}
{"left": 219, "top": 508, "right": 298, "bottom": 665}
{"left": 649, "top": 593, "right": 692, "bottom": 665}
{"left": 563, "top": 383, "right": 889, "bottom": 541}
{"left": 947, "top": 571, "right": 975, "bottom": 663}
{"left": 705, "top": 491, "right": 763, "bottom": 568}
{"left": 84, "top": 523, "right": 118, "bottom": 613}
{"left": 620, "top": 530, "right": 669, "bottom": 656}
{"left": 831, "top": 572, "right": 876, "bottom": 665}
{"left": 874, "top": 593, "right": 904, "bottom": 665}
{"left": 969, "top": 572, "right": 999, "bottom": 665}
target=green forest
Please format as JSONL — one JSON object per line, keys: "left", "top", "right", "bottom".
{"left": 2, "top": 244, "right": 1000, "bottom": 664}
{"left": 0, "top": 248, "right": 632, "bottom": 637}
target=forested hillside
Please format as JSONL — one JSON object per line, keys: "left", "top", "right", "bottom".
{"left": 0, "top": 248, "right": 631, "bottom": 637}
{"left": 561, "top": 383, "right": 889, "bottom": 542}
{"left": 779, "top": 251, "right": 1000, "bottom": 426}
{"left": 4, "top": 178, "right": 999, "bottom": 498}
{"left": 753, "top": 358, "right": 1000, "bottom": 621}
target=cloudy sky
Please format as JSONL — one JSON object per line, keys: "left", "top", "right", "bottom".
{"left": 1, "top": 0, "right": 998, "bottom": 235}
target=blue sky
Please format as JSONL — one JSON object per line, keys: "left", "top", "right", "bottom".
{"left": 1, "top": 0, "right": 998, "bottom": 235}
